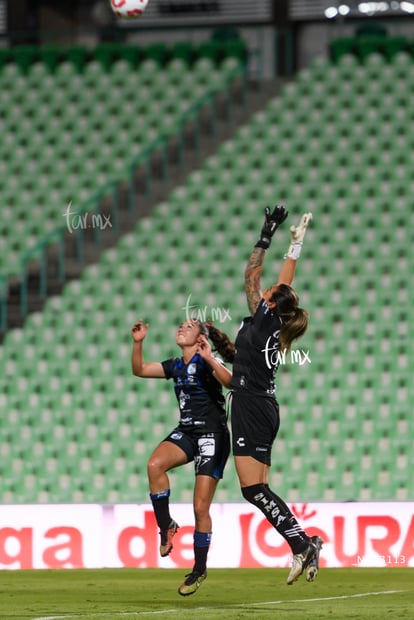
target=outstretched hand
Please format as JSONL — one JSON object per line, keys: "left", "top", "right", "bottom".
{"left": 255, "top": 205, "right": 288, "bottom": 250}
{"left": 131, "top": 320, "right": 149, "bottom": 342}
{"left": 289, "top": 212, "right": 313, "bottom": 244}
{"left": 285, "top": 212, "right": 313, "bottom": 260}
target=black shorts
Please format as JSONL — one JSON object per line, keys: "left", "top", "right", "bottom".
{"left": 164, "top": 427, "right": 230, "bottom": 479}
{"left": 231, "top": 391, "right": 280, "bottom": 465}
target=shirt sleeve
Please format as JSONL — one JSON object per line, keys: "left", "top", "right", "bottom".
{"left": 161, "top": 358, "right": 175, "bottom": 379}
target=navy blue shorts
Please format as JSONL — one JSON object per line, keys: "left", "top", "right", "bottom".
{"left": 231, "top": 391, "right": 280, "bottom": 465}
{"left": 164, "top": 427, "right": 230, "bottom": 479}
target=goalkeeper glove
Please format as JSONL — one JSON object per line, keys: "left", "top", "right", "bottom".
{"left": 255, "top": 205, "right": 288, "bottom": 250}
{"left": 284, "top": 212, "right": 313, "bottom": 260}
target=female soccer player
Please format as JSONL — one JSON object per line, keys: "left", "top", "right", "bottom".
{"left": 230, "top": 205, "right": 323, "bottom": 585}
{"left": 131, "top": 318, "right": 233, "bottom": 596}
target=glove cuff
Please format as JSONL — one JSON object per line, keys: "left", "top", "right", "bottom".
{"left": 284, "top": 241, "right": 302, "bottom": 260}
{"left": 255, "top": 238, "right": 270, "bottom": 250}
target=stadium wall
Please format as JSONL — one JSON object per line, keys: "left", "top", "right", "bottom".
{"left": 1, "top": 502, "right": 413, "bottom": 570}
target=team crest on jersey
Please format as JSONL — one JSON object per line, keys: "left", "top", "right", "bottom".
{"left": 187, "top": 363, "right": 197, "bottom": 375}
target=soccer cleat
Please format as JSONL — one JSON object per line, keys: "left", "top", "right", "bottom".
{"left": 286, "top": 540, "right": 317, "bottom": 585}
{"left": 178, "top": 570, "right": 207, "bottom": 596}
{"left": 159, "top": 520, "right": 179, "bottom": 557}
{"left": 306, "top": 536, "right": 324, "bottom": 582}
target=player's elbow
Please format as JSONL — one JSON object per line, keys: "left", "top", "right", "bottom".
{"left": 132, "top": 365, "right": 144, "bottom": 377}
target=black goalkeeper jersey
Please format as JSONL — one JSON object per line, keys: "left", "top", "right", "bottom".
{"left": 161, "top": 353, "right": 227, "bottom": 433}
{"left": 230, "top": 299, "right": 282, "bottom": 397}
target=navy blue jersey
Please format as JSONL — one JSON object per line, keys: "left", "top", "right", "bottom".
{"left": 230, "top": 299, "right": 282, "bottom": 397}
{"left": 161, "top": 353, "right": 227, "bottom": 433}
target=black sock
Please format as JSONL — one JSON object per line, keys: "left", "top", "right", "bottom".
{"left": 193, "top": 530, "right": 211, "bottom": 574}
{"left": 149, "top": 490, "right": 172, "bottom": 531}
{"left": 241, "top": 483, "right": 309, "bottom": 554}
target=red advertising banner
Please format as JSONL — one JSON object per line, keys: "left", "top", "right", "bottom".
{"left": 0, "top": 503, "right": 412, "bottom": 570}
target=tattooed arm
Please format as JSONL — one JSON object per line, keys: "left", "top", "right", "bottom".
{"left": 246, "top": 206, "right": 289, "bottom": 315}
{"left": 244, "top": 246, "right": 266, "bottom": 316}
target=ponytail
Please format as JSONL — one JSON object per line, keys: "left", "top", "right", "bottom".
{"left": 279, "top": 306, "right": 308, "bottom": 352}
{"left": 196, "top": 320, "right": 235, "bottom": 363}
{"left": 206, "top": 324, "right": 235, "bottom": 364}
{"left": 270, "top": 283, "right": 309, "bottom": 352}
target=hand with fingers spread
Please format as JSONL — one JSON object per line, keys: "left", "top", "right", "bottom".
{"left": 285, "top": 212, "right": 313, "bottom": 260}
{"left": 255, "top": 205, "right": 289, "bottom": 250}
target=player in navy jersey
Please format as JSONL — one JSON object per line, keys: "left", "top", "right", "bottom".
{"left": 131, "top": 318, "right": 233, "bottom": 596}
{"left": 231, "top": 205, "right": 323, "bottom": 585}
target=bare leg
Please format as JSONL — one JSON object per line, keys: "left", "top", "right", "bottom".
{"left": 147, "top": 441, "right": 187, "bottom": 493}
{"left": 234, "top": 455, "right": 270, "bottom": 486}
{"left": 193, "top": 474, "right": 219, "bottom": 532}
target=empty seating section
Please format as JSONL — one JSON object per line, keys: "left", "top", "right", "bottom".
{"left": 0, "top": 42, "right": 245, "bottom": 278}
{"left": 0, "top": 48, "right": 412, "bottom": 504}
{"left": 329, "top": 33, "right": 414, "bottom": 64}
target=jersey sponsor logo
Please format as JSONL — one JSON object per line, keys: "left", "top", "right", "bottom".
{"left": 180, "top": 417, "right": 193, "bottom": 426}
{"left": 198, "top": 436, "right": 215, "bottom": 456}
{"left": 179, "top": 390, "right": 190, "bottom": 410}
{"left": 176, "top": 373, "right": 198, "bottom": 386}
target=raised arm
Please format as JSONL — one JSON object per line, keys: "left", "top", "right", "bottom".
{"left": 277, "top": 212, "right": 313, "bottom": 285}
{"left": 277, "top": 257, "right": 297, "bottom": 286}
{"left": 131, "top": 321, "right": 166, "bottom": 378}
{"left": 197, "top": 335, "right": 233, "bottom": 389}
{"left": 245, "top": 205, "right": 289, "bottom": 315}
{"left": 244, "top": 246, "right": 266, "bottom": 316}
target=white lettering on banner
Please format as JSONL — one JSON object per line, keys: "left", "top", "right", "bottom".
{"left": 0, "top": 503, "right": 413, "bottom": 569}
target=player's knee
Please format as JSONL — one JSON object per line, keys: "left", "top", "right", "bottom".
{"left": 147, "top": 456, "right": 165, "bottom": 479}
{"left": 193, "top": 497, "right": 211, "bottom": 523}
{"left": 241, "top": 483, "right": 267, "bottom": 505}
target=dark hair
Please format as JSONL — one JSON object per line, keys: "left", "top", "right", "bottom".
{"left": 197, "top": 321, "right": 235, "bottom": 364}
{"left": 269, "top": 283, "right": 308, "bottom": 352}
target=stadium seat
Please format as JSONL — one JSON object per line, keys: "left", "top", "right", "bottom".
{"left": 0, "top": 43, "right": 411, "bottom": 505}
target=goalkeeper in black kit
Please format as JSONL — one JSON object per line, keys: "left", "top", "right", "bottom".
{"left": 229, "top": 205, "right": 324, "bottom": 584}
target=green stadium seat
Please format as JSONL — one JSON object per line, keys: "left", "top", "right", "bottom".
{"left": 170, "top": 41, "right": 195, "bottom": 65}
{"left": 13, "top": 45, "right": 39, "bottom": 73}
{"left": 355, "top": 35, "right": 386, "bottom": 61}
{"left": 38, "top": 44, "right": 62, "bottom": 71}
{"left": 0, "top": 43, "right": 412, "bottom": 505}
{"left": 383, "top": 36, "right": 408, "bottom": 60}
{"left": 144, "top": 42, "right": 170, "bottom": 66}
{"left": 65, "top": 45, "right": 89, "bottom": 71}
{"left": 330, "top": 37, "right": 357, "bottom": 62}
